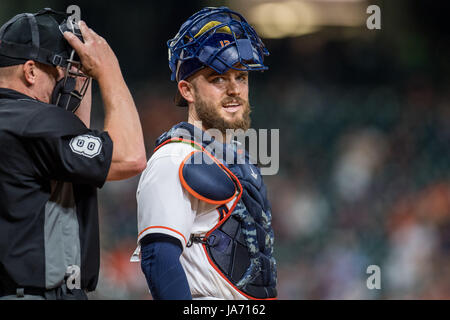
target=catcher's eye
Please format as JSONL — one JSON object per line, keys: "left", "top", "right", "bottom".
{"left": 211, "top": 76, "right": 225, "bottom": 84}
{"left": 236, "top": 72, "right": 248, "bottom": 82}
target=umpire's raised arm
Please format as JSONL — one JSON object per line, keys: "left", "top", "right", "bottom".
{"left": 64, "top": 20, "right": 146, "bottom": 180}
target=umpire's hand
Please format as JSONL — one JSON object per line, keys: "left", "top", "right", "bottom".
{"left": 63, "top": 20, "right": 120, "bottom": 81}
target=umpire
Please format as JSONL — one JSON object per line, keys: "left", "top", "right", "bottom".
{"left": 0, "top": 8, "right": 146, "bottom": 299}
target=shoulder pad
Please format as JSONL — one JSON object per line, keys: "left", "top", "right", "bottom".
{"left": 179, "top": 151, "right": 237, "bottom": 204}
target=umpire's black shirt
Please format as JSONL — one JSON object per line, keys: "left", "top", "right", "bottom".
{"left": 0, "top": 88, "right": 113, "bottom": 292}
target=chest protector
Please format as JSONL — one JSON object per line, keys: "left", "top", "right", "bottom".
{"left": 154, "top": 122, "right": 277, "bottom": 299}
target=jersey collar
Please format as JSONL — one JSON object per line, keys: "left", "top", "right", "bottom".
{"left": 0, "top": 87, "right": 35, "bottom": 101}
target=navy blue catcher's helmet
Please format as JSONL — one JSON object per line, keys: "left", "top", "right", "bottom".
{"left": 167, "top": 7, "right": 269, "bottom": 106}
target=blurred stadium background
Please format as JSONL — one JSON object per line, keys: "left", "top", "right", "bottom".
{"left": 1, "top": 0, "right": 448, "bottom": 299}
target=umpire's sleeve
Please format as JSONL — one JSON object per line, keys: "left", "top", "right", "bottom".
{"left": 20, "top": 106, "right": 113, "bottom": 188}
{"left": 24, "top": 131, "right": 113, "bottom": 188}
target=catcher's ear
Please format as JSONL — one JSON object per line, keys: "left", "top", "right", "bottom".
{"left": 177, "top": 80, "right": 195, "bottom": 105}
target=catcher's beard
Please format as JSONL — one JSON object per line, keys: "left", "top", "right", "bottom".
{"left": 193, "top": 93, "right": 251, "bottom": 134}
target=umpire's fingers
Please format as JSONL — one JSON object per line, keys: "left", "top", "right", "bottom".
{"left": 63, "top": 30, "right": 83, "bottom": 53}
{"left": 63, "top": 21, "right": 120, "bottom": 81}
{"left": 77, "top": 20, "right": 94, "bottom": 43}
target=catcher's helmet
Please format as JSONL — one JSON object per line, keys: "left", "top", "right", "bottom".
{"left": 168, "top": 7, "right": 269, "bottom": 100}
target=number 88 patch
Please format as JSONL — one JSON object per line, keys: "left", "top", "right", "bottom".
{"left": 69, "top": 134, "right": 102, "bottom": 158}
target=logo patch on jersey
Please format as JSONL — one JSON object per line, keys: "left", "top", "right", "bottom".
{"left": 69, "top": 135, "right": 102, "bottom": 158}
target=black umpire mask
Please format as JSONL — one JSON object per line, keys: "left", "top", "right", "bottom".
{"left": 51, "top": 19, "right": 91, "bottom": 113}
{"left": 50, "top": 48, "right": 91, "bottom": 114}
{"left": 51, "top": 76, "right": 83, "bottom": 113}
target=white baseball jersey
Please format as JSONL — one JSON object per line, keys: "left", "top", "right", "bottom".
{"left": 135, "top": 141, "right": 247, "bottom": 300}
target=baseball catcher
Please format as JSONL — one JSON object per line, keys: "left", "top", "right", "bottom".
{"left": 134, "top": 6, "right": 277, "bottom": 300}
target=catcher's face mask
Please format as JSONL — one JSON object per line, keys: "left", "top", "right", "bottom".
{"left": 51, "top": 19, "right": 90, "bottom": 113}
